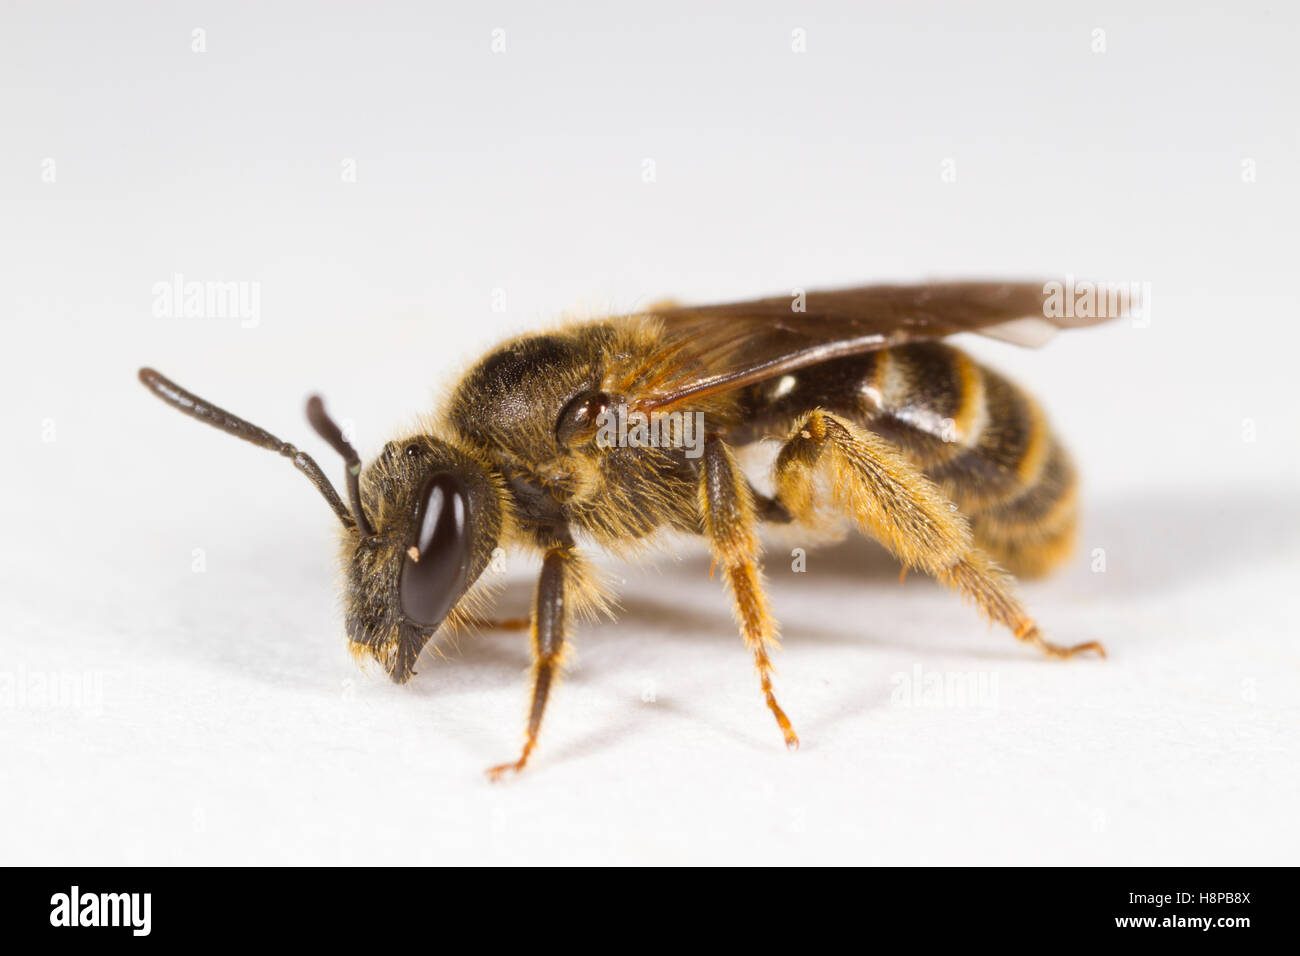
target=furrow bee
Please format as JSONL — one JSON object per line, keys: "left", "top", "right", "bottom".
{"left": 139, "top": 281, "right": 1128, "bottom": 776}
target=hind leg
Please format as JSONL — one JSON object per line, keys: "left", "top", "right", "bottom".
{"left": 773, "top": 410, "right": 1104, "bottom": 660}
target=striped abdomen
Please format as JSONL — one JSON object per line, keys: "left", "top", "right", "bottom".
{"left": 737, "top": 341, "right": 1079, "bottom": 577}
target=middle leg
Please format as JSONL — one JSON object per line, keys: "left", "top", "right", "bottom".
{"left": 700, "top": 433, "right": 799, "bottom": 750}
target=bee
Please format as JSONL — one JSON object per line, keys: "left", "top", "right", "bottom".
{"left": 139, "top": 281, "right": 1127, "bottom": 777}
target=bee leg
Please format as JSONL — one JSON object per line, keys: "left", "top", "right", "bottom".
{"left": 773, "top": 410, "right": 1105, "bottom": 661}
{"left": 486, "top": 546, "right": 575, "bottom": 779}
{"left": 700, "top": 434, "right": 800, "bottom": 750}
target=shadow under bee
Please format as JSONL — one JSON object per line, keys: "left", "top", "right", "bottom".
{"left": 138, "top": 483, "right": 1294, "bottom": 765}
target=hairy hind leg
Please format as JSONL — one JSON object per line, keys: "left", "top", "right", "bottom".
{"left": 773, "top": 410, "right": 1104, "bottom": 660}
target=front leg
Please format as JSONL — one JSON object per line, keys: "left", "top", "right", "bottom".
{"left": 486, "top": 545, "right": 575, "bottom": 779}
{"left": 700, "top": 434, "right": 800, "bottom": 750}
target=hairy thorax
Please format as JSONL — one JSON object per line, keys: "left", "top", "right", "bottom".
{"left": 441, "top": 319, "right": 711, "bottom": 549}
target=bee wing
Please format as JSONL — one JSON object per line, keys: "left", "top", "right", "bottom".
{"left": 628, "top": 281, "right": 1131, "bottom": 411}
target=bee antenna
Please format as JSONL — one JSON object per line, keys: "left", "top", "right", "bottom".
{"left": 305, "top": 395, "right": 376, "bottom": 538}
{"left": 137, "top": 367, "right": 358, "bottom": 531}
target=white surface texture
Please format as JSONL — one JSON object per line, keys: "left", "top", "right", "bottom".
{"left": 1, "top": 1, "right": 1297, "bottom": 865}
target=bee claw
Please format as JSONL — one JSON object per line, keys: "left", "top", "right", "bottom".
{"left": 486, "top": 759, "right": 527, "bottom": 781}
{"left": 1040, "top": 638, "right": 1107, "bottom": 660}
{"left": 1014, "top": 620, "right": 1106, "bottom": 661}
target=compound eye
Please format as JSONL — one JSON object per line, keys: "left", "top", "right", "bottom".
{"left": 399, "top": 474, "right": 470, "bottom": 628}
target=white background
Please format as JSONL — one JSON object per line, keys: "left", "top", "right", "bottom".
{"left": 1, "top": 1, "right": 1296, "bottom": 865}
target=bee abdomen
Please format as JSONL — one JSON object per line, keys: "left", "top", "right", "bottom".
{"left": 963, "top": 438, "right": 1079, "bottom": 578}
{"left": 872, "top": 344, "right": 1078, "bottom": 577}
{"left": 740, "top": 342, "right": 1079, "bottom": 577}
{"left": 882, "top": 345, "right": 1080, "bottom": 577}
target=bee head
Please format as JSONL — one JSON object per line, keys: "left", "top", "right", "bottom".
{"left": 338, "top": 434, "right": 505, "bottom": 683}
{"left": 137, "top": 369, "right": 505, "bottom": 685}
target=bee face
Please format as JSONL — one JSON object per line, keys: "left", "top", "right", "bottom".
{"left": 343, "top": 435, "right": 506, "bottom": 683}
